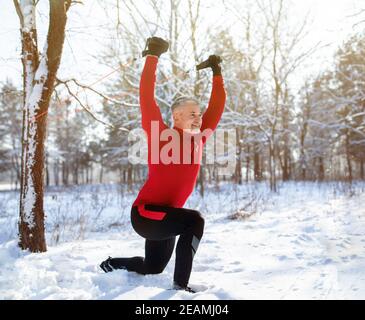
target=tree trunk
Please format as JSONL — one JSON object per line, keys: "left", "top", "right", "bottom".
{"left": 253, "top": 147, "right": 262, "bottom": 181}
{"left": 318, "top": 157, "right": 325, "bottom": 182}
{"left": 10, "top": 167, "right": 14, "bottom": 190}
{"left": 282, "top": 144, "right": 290, "bottom": 181}
{"left": 269, "top": 142, "right": 277, "bottom": 192}
{"left": 16, "top": 0, "right": 72, "bottom": 252}
{"left": 245, "top": 145, "right": 250, "bottom": 183}
{"left": 90, "top": 163, "right": 93, "bottom": 184}
{"left": 99, "top": 164, "right": 103, "bottom": 184}
{"left": 198, "top": 167, "right": 205, "bottom": 197}
{"left": 54, "top": 158, "right": 59, "bottom": 186}
{"left": 345, "top": 132, "right": 353, "bottom": 183}
{"left": 45, "top": 153, "right": 50, "bottom": 187}
{"left": 127, "top": 164, "right": 133, "bottom": 191}
{"left": 62, "top": 161, "right": 69, "bottom": 186}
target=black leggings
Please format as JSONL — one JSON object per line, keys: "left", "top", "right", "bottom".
{"left": 108, "top": 204, "right": 205, "bottom": 287}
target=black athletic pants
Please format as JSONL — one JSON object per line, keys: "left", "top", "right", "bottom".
{"left": 108, "top": 204, "right": 205, "bottom": 287}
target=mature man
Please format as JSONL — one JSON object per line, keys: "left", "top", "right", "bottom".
{"left": 100, "top": 37, "right": 226, "bottom": 293}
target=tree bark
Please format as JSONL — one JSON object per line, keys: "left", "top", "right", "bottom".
{"left": 16, "top": 0, "right": 72, "bottom": 252}
{"left": 253, "top": 145, "right": 262, "bottom": 181}
{"left": 235, "top": 128, "right": 242, "bottom": 184}
{"left": 345, "top": 131, "right": 353, "bottom": 183}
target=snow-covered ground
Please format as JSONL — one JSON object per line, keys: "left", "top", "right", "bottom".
{"left": 0, "top": 181, "right": 365, "bottom": 299}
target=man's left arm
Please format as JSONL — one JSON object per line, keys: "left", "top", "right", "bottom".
{"left": 200, "top": 61, "right": 226, "bottom": 134}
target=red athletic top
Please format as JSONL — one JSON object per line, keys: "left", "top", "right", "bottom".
{"left": 132, "top": 55, "right": 226, "bottom": 217}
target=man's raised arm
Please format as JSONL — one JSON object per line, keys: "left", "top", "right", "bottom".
{"left": 200, "top": 55, "right": 226, "bottom": 133}
{"left": 139, "top": 37, "right": 169, "bottom": 134}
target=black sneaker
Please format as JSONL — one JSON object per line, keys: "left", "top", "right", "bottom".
{"left": 100, "top": 256, "right": 114, "bottom": 273}
{"left": 173, "top": 281, "right": 196, "bottom": 293}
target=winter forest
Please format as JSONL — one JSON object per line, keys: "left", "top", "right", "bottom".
{"left": 0, "top": 0, "right": 365, "bottom": 300}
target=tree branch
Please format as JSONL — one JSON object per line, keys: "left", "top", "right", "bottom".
{"left": 13, "top": 0, "right": 24, "bottom": 27}
{"left": 55, "top": 78, "right": 130, "bottom": 132}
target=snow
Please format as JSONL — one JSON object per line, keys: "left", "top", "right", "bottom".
{"left": 0, "top": 181, "right": 365, "bottom": 299}
{"left": 19, "top": 0, "right": 36, "bottom": 33}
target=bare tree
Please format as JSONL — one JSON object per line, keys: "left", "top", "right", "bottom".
{"left": 256, "top": 0, "right": 317, "bottom": 190}
{"left": 13, "top": 0, "right": 73, "bottom": 252}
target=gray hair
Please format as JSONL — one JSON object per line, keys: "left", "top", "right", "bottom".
{"left": 171, "top": 96, "right": 200, "bottom": 112}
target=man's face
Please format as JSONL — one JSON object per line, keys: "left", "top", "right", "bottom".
{"left": 172, "top": 102, "right": 202, "bottom": 133}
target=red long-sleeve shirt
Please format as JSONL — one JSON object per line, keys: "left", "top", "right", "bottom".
{"left": 132, "top": 55, "right": 226, "bottom": 217}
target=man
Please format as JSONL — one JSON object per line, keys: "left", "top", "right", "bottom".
{"left": 100, "top": 37, "right": 226, "bottom": 293}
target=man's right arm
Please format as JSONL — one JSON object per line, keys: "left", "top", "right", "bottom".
{"left": 139, "top": 55, "right": 167, "bottom": 134}
{"left": 139, "top": 37, "right": 169, "bottom": 134}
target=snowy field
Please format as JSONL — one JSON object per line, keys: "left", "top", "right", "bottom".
{"left": 0, "top": 181, "right": 365, "bottom": 300}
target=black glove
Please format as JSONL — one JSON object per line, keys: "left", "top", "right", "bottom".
{"left": 142, "top": 37, "right": 169, "bottom": 58}
{"left": 196, "top": 55, "right": 222, "bottom": 76}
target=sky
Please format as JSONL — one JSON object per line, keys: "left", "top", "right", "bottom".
{"left": 288, "top": 0, "right": 363, "bottom": 87}
{"left": 0, "top": 0, "right": 363, "bottom": 97}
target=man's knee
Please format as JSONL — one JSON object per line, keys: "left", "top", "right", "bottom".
{"left": 197, "top": 213, "right": 205, "bottom": 229}
{"left": 145, "top": 265, "right": 165, "bottom": 275}
{"left": 191, "top": 210, "right": 205, "bottom": 238}
{"left": 143, "top": 258, "right": 168, "bottom": 275}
